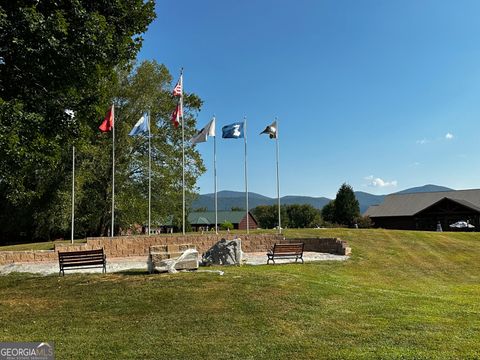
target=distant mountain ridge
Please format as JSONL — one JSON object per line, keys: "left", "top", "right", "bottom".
{"left": 192, "top": 184, "right": 454, "bottom": 214}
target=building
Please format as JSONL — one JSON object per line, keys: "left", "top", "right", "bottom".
{"left": 188, "top": 211, "right": 258, "bottom": 231}
{"left": 364, "top": 189, "right": 480, "bottom": 231}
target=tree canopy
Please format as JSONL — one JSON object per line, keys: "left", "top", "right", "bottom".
{"left": 0, "top": 2, "right": 207, "bottom": 243}
{"left": 252, "top": 204, "right": 321, "bottom": 229}
{"left": 321, "top": 183, "right": 360, "bottom": 226}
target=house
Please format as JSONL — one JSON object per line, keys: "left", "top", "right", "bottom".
{"left": 188, "top": 211, "right": 258, "bottom": 231}
{"left": 364, "top": 189, "right": 480, "bottom": 231}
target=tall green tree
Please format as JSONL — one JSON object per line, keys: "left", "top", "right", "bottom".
{"left": 252, "top": 205, "right": 289, "bottom": 229}
{"left": 286, "top": 204, "right": 321, "bottom": 228}
{"left": 333, "top": 183, "right": 360, "bottom": 226}
{"left": 73, "top": 61, "right": 205, "bottom": 237}
{"left": 0, "top": 0, "right": 155, "bottom": 242}
{"left": 321, "top": 200, "right": 335, "bottom": 223}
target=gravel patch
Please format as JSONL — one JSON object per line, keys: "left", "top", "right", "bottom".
{"left": 0, "top": 252, "right": 348, "bottom": 276}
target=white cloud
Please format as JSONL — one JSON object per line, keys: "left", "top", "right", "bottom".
{"left": 416, "top": 138, "right": 429, "bottom": 145}
{"left": 365, "top": 175, "right": 398, "bottom": 188}
{"left": 445, "top": 132, "right": 454, "bottom": 140}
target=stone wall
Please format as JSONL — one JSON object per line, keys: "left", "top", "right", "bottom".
{"left": 0, "top": 235, "right": 350, "bottom": 265}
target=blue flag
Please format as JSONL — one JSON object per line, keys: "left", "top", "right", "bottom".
{"left": 129, "top": 112, "right": 150, "bottom": 136}
{"left": 222, "top": 122, "right": 244, "bottom": 139}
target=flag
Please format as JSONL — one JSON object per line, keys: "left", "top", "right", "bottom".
{"left": 191, "top": 118, "right": 216, "bottom": 144}
{"left": 99, "top": 105, "right": 114, "bottom": 132}
{"left": 260, "top": 121, "right": 278, "bottom": 139}
{"left": 173, "top": 74, "right": 183, "bottom": 97}
{"left": 129, "top": 112, "right": 150, "bottom": 136}
{"left": 171, "top": 101, "right": 182, "bottom": 128}
{"left": 65, "top": 109, "right": 75, "bottom": 119}
{"left": 222, "top": 122, "right": 245, "bottom": 139}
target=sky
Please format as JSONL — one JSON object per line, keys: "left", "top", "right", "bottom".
{"left": 138, "top": 0, "right": 480, "bottom": 199}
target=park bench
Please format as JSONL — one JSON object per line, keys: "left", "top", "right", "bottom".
{"left": 58, "top": 248, "right": 107, "bottom": 276}
{"left": 267, "top": 243, "right": 304, "bottom": 265}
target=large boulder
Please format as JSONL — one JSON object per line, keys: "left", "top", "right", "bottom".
{"left": 202, "top": 238, "right": 242, "bottom": 266}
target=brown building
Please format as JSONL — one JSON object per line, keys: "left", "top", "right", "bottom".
{"left": 364, "top": 189, "right": 480, "bottom": 231}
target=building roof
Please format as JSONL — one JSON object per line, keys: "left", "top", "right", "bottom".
{"left": 188, "top": 211, "right": 255, "bottom": 225}
{"left": 364, "top": 189, "right": 480, "bottom": 217}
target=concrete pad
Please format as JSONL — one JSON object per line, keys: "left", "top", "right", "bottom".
{"left": 0, "top": 252, "right": 348, "bottom": 276}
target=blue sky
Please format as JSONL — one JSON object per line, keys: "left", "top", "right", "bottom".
{"left": 138, "top": 0, "right": 480, "bottom": 198}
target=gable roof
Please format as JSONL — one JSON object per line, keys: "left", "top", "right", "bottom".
{"left": 364, "top": 189, "right": 480, "bottom": 217}
{"left": 188, "top": 211, "right": 256, "bottom": 225}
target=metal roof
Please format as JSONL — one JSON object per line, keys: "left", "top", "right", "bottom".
{"left": 188, "top": 211, "right": 254, "bottom": 225}
{"left": 364, "top": 189, "right": 480, "bottom": 217}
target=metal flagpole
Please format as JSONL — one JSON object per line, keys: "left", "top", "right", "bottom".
{"left": 214, "top": 116, "right": 218, "bottom": 234}
{"left": 181, "top": 69, "right": 185, "bottom": 235}
{"left": 275, "top": 118, "right": 281, "bottom": 234}
{"left": 244, "top": 117, "right": 249, "bottom": 234}
{"left": 148, "top": 111, "right": 151, "bottom": 236}
{"left": 71, "top": 145, "right": 75, "bottom": 244}
{"left": 111, "top": 104, "right": 115, "bottom": 238}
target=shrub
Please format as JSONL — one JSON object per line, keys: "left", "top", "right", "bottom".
{"left": 220, "top": 221, "right": 234, "bottom": 231}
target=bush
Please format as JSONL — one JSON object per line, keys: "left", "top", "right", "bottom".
{"left": 220, "top": 221, "right": 234, "bottom": 231}
{"left": 356, "top": 216, "right": 373, "bottom": 229}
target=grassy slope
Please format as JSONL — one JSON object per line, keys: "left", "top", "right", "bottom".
{"left": 0, "top": 239, "right": 86, "bottom": 251}
{"left": 1, "top": 229, "right": 479, "bottom": 359}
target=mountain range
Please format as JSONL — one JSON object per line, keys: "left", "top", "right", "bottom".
{"left": 192, "top": 185, "right": 453, "bottom": 214}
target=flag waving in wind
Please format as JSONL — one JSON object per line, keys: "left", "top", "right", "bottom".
{"left": 129, "top": 112, "right": 150, "bottom": 136}
{"left": 222, "top": 122, "right": 244, "bottom": 139}
{"left": 173, "top": 73, "right": 183, "bottom": 97}
{"left": 191, "top": 118, "right": 215, "bottom": 144}
{"left": 99, "top": 105, "right": 114, "bottom": 132}
{"left": 260, "top": 121, "right": 278, "bottom": 139}
{"left": 171, "top": 102, "right": 182, "bottom": 128}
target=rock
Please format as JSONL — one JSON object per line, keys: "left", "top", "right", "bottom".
{"left": 202, "top": 238, "right": 242, "bottom": 266}
{"left": 148, "top": 245, "right": 199, "bottom": 273}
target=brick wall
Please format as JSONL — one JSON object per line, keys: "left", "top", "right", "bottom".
{"left": 0, "top": 235, "right": 350, "bottom": 265}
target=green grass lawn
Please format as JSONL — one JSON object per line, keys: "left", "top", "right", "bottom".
{"left": 0, "top": 239, "right": 86, "bottom": 251}
{"left": 1, "top": 229, "right": 480, "bottom": 359}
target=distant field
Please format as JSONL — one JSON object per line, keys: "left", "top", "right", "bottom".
{"left": 1, "top": 229, "right": 479, "bottom": 359}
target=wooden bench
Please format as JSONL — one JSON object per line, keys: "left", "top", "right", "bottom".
{"left": 58, "top": 248, "right": 107, "bottom": 276}
{"left": 267, "top": 243, "right": 304, "bottom": 265}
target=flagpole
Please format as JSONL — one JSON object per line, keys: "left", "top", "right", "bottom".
{"left": 111, "top": 104, "right": 115, "bottom": 238}
{"left": 148, "top": 111, "right": 151, "bottom": 236}
{"left": 244, "top": 117, "right": 249, "bottom": 234}
{"left": 181, "top": 69, "right": 185, "bottom": 235}
{"left": 71, "top": 145, "right": 75, "bottom": 244}
{"left": 214, "top": 116, "right": 218, "bottom": 234}
{"left": 275, "top": 118, "right": 281, "bottom": 234}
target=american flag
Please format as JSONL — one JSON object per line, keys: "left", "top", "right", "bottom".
{"left": 171, "top": 100, "right": 182, "bottom": 128}
{"left": 173, "top": 74, "right": 183, "bottom": 96}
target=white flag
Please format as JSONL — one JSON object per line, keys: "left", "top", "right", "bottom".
{"left": 191, "top": 118, "right": 216, "bottom": 144}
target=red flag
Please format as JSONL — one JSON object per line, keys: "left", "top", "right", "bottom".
{"left": 99, "top": 105, "right": 114, "bottom": 132}
{"left": 173, "top": 74, "right": 183, "bottom": 97}
{"left": 171, "top": 101, "right": 182, "bottom": 128}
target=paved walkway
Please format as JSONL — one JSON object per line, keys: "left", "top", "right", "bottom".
{"left": 0, "top": 252, "right": 348, "bottom": 276}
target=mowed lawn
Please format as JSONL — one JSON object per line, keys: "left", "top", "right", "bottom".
{"left": 1, "top": 229, "right": 479, "bottom": 359}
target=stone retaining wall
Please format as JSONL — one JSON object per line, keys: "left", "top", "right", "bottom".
{"left": 0, "top": 235, "right": 350, "bottom": 265}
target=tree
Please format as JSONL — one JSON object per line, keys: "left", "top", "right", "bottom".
{"left": 321, "top": 200, "right": 335, "bottom": 224}
{"left": 0, "top": 1, "right": 155, "bottom": 242}
{"left": 73, "top": 61, "right": 205, "bottom": 237}
{"left": 252, "top": 205, "right": 288, "bottom": 229}
{"left": 333, "top": 183, "right": 360, "bottom": 226}
{"left": 287, "top": 204, "right": 320, "bottom": 228}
